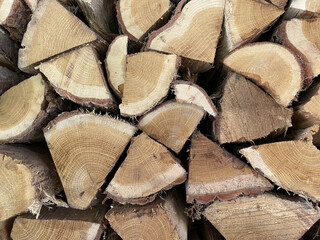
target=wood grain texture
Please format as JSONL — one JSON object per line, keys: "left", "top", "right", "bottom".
{"left": 187, "top": 132, "right": 272, "bottom": 203}
{"left": 120, "top": 52, "right": 180, "bottom": 117}
{"left": 147, "top": 0, "right": 225, "bottom": 63}
{"left": 214, "top": 73, "right": 292, "bottom": 144}
{"left": 138, "top": 101, "right": 204, "bottom": 153}
{"left": 44, "top": 111, "right": 137, "bottom": 210}
{"left": 18, "top": 0, "right": 99, "bottom": 73}
{"left": 106, "top": 192, "right": 188, "bottom": 240}
{"left": 40, "top": 45, "right": 115, "bottom": 108}
{"left": 223, "top": 42, "right": 304, "bottom": 106}
{"left": 240, "top": 140, "right": 320, "bottom": 201}
{"left": 106, "top": 133, "right": 186, "bottom": 205}
{"left": 204, "top": 193, "right": 320, "bottom": 240}
{"left": 172, "top": 81, "right": 217, "bottom": 117}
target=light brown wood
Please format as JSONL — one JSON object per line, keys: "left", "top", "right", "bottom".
{"left": 203, "top": 193, "right": 320, "bottom": 240}
{"left": 0, "top": 144, "right": 66, "bottom": 221}
{"left": 0, "top": 0, "right": 31, "bottom": 41}
{"left": 0, "top": 74, "right": 59, "bottom": 143}
{"left": 105, "top": 132, "right": 187, "bottom": 205}
{"left": 240, "top": 140, "right": 320, "bottom": 201}
{"left": 186, "top": 132, "right": 273, "bottom": 203}
{"left": 0, "top": 27, "right": 19, "bottom": 72}
{"left": 104, "top": 35, "right": 128, "bottom": 98}
{"left": 138, "top": 101, "right": 204, "bottom": 153}
{"left": 274, "top": 18, "right": 320, "bottom": 87}
{"left": 0, "top": 66, "right": 26, "bottom": 95}
{"left": 106, "top": 192, "right": 188, "bottom": 240}
{"left": 120, "top": 52, "right": 180, "bottom": 117}
{"left": 172, "top": 81, "right": 217, "bottom": 117}
{"left": 223, "top": 42, "right": 304, "bottom": 106}
{"left": 269, "top": 0, "right": 288, "bottom": 9}
{"left": 117, "top": 0, "right": 172, "bottom": 41}
{"left": 40, "top": 45, "right": 115, "bottom": 108}
{"left": 18, "top": 0, "right": 100, "bottom": 73}
{"left": 0, "top": 217, "right": 14, "bottom": 240}
{"left": 214, "top": 72, "right": 292, "bottom": 144}
{"left": 76, "top": 0, "right": 116, "bottom": 39}
{"left": 11, "top": 205, "right": 107, "bottom": 240}
{"left": 147, "top": 0, "right": 225, "bottom": 68}
{"left": 285, "top": 0, "right": 320, "bottom": 19}
{"left": 294, "top": 81, "right": 320, "bottom": 129}
{"left": 218, "top": 0, "right": 283, "bottom": 58}
{"left": 44, "top": 111, "right": 137, "bottom": 210}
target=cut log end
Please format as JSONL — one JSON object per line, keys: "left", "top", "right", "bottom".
{"left": 105, "top": 132, "right": 187, "bottom": 205}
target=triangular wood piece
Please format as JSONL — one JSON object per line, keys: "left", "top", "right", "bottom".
{"left": 0, "top": 74, "right": 58, "bottom": 143}
{"left": 117, "top": 0, "right": 173, "bottom": 41}
{"left": 18, "top": 0, "right": 100, "bottom": 73}
{"left": 106, "top": 132, "right": 187, "bottom": 205}
{"left": 214, "top": 73, "right": 292, "bottom": 144}
{"left": 223, "top": 42, "right": 304, "bottom": 106}
{"left": 119, "top": 52, "right": 180, "bottom": 117}
{"left": 147, "top": 0, "right": 225, "bottom": 64}
{"left": 106, "top": 191, "right": 188, "bottom": 240}
{"left": 172, "top": 81, "right": 218, "bottom": 117}
{"left": 203, "top": 193, "right": 320, "bottom": 240}
{"left": 11, "top": 205, "right": 107, "bottom": 240}
{"left": 274, "top": 18, "right": 320, "bottom": 85}
{"left": 44, "top": 111, "right": 137, "bottom": 210}
{"left": 240, "top": 140, "right": 320, "bottom": 201}
{"left": 40, "top": 45, "right": 115, "bottom": 108}
{"left": 104, "top": 35, "right": 128, "bottom": 98}
{"left": 187, "top": 132, "right": 273, "bottom": 203}
{"left": 285, "top": 0, "right": 320, "bottom": 19}
{"left": 138, "top": 101, "right": 204, "bottom": 153}
{"left": 0, "top": 144, "right": 66, "bottom": 221}
{"left": 218, "top": 0, "right": 283, "bottom": 58}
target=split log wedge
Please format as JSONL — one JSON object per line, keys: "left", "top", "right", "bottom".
{"left": 172, "top": 81, "right": 217, "bottom": 117}
{"left": 105, "top": 132, "right": 187, "bottom": 205}
{"left": 0, "top": 0, "right": 31, "bottom": 41}
{"left": 0, "top": 74, "right": 59, "bottom": 143}
{"left": 0, "top": 66, "right": 27, "bottom": 95}
{"left": 274, "top": 18, "right": 320, "bottom": 84}
{"left": 116, "top": 0, "right": 172, "bottom": 41}
{"left": 214, "top": 73, "right": 292, "bottom": 144}
{"left": 285, "top": 0, "right": 320, "bottom": 19}
{"left": 11, "top": 205, "right": 107, "bottom": 240}
{"left": 223, "top": 42, "right": 304, "bottom": 106}
{"left": 186, "top": 132, "right": 273, "bottom": 203}
{"left": 76, "top": 0, "right": 116, "bottom": 39}
{"left": 138, "top": 101, "right": 204, "bottom": 153}
{"left": 119, "top": 52, "right": 180, "bottom": 117}
{"left": 218, "top": 0, "right": 283, "bottom": 58}
{"left": 18, "top": 0, "right": 100, "bottom": 73}
{"left": 147, "top": 0, "right": 225, "bottom": 71}
{"left": 106, "top": 192, "right": 188, "bottom": 240}
{"left": 203, "top": 193, "right": 320, "bottom": 240}
{"left": 44, "top": 111, "right": 137, "bottom": 210}
{"left": 40, "top": 45, "right": 115, "bottom": 108}
{"left": 0, "top": 144, "right": 66, "bottom": 221}
{"left": 105, "top": 35, "right": 128, "bottom": 98}
{"left": 0, "top": 27, "right": 19, "bottom": 71}
{"left": 240, "top": 140, "right": 320, "bottom": 201}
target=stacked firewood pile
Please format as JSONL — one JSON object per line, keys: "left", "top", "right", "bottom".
{"left": 1, "top": 0, "right": 320, "bottom": 239}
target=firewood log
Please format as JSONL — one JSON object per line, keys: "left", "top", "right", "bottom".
{"left": 138, "top": 101, "right": 204, "bottom": 153}
{"left": 11, "top": 205, "right": 107, "bottom": 240}
{"left": 186, "top": 132, "right": 273, "bottom": 203}
{"left": 105, "top": 132, "right": 186, "bottom": 205}
{"left": 285, "top": 0, "right": 320, "bottom": 19}
{"left": 40, "top": 45, "right": 116, "bottom": 108}
{"left": 44, "top": 111, "right": 137, "bottom": 209}
{"left": 203, "top": 193, "right": 320, "bottom": 240}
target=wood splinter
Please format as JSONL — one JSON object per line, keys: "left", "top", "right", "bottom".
{"left": 105, "top": 132, "right": 187, "bottom": 205}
